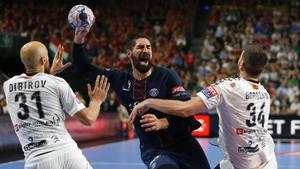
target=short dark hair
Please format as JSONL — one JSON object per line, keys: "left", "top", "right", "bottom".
{"left": 242, "top": 45, "right": 268, "bottom": 77}
{"left": 126, "top": 34, "right": 152, "bottom": 50}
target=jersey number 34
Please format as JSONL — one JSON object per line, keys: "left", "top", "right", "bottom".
{"left": 246, "top": 102, "right": 265, "bottom": 128}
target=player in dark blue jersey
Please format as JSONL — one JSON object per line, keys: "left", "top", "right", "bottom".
{"left": 72, "top": 29, "right": 210, "bottom": 169}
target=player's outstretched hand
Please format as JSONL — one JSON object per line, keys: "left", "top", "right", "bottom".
{"left": 87, "top": 75, "right": 110, "bottom": 104}
{"left": 129, "top": 100, "right": 150, "bottom": 124}
{"left": 73, "top": 27, "right": 90, "bottom": 44}
{"left": 140, "top": 114, "right": 169, "bottom": 132}
{"left": 50, "top": 45, "right": 72, "bottom": 75}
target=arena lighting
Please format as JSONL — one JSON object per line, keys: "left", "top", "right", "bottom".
{"left": 204, "top": 5, "right": 210, "bottom": 11}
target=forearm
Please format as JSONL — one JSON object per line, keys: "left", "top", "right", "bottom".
{"left": 73, "top": 44, "right": 106, "bottom": 80}
{"left": 146, "top": 99, "right": 189, "bottom": 117}
{"left": 77, "top": 100, "right": 102, "bottom": 125}
{"left": 145, "top": 97, "right": 207, "bottom": 117}
{"left": 73, "top": 44, "right": 91, "bottom": 73}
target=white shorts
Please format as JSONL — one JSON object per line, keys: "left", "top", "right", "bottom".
{"left": 219, "top": 152, "right": 277, "bottom": 169}
{"left": 261, "top": 152, "right": 277, "bottom": 169}
{"left": 25, "top": 147, "right": 92, "bottom": 169}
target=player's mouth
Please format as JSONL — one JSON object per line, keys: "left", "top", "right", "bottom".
{"left": 138, "top": 54, "right": 150, "bottom": 65}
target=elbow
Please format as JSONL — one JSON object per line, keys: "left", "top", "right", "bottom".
{"left": 181, "top": 110, "right": 192, "bottom": 117}
{"left": 75, "top": 109, "right": 98, "bottom": 126}
{"left": 175, "top": 106, "right": 189, "bottom": 117}
{"left": 80, "top": 115, "right": 97, "bottom": 126}
{"left": 81, "top": 121, "right": 92, "bottom": 126}
{"left": 75, "top": 66, "right": 87, "bottom": 75}
{"left": 81, "top": 119, "right": 95, "bottom": 126}
{"left": 84, "top": 117, "right": 96, "bottom": 126}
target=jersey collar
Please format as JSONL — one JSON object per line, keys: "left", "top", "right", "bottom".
{"left": 242, "top": 77, "right": 260, "bottom": 84}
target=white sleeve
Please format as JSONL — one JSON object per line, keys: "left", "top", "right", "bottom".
{"left": 3, "top": 81, "right": 9, "bottom": 102}
{"left": 197, "top": 85, "right": 221, "bottom": 110}
{"left": 3, "top": 81, "right": 8, "bottom": 97}
{"left": 58, "top": 79, "right": 86, "bottom": 117}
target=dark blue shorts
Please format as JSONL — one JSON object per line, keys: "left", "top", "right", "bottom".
{"left": 141, "top": 137, "right": 211, "bottom": 169}
{"left": 148, "top": 154, "right": 179, "bottom": 169}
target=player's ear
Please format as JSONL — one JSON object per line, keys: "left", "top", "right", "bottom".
{"left": 239, "top": 61, "right": 245, "bottom": 71}
{"left": 40, "top": 56, "right": 47, "bottom": 65}
{"left": 126, "top": 49, "right": 132, "bottom": 59}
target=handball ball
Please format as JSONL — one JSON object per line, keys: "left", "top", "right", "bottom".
{"left": 68, "top": 4, "right": 95, "bottom": 30}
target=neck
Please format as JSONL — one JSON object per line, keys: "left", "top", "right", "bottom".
{"left": 25, "top": 67, "right": 44, "bottom": 74}
{"left": 132, "top": 67, "right": 153, "bottom": 80}
{"left": 240, "top": 71, "right": 258, "bottom": 81}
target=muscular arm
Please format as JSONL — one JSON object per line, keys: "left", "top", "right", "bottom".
{"left": 72, "top": 29, "right": 110, "bottom": 81}
{"left": 163, "top": 70, "right": 201, "bottom": 130}
{"left": 73, "top": 75, "right": 110, "bottom": 126}
{"left": 73, "top": 43, "right": 106, "bottom": 79}
{"left": 146, "top": 97, "right": 208, "bottom": 117}
{"left": 73, "top": 100, "right": 102, "bottom": 126}
{"left": 141, "top": 70, "right": 201, "bottom": 133}
{"left": 73, "top": 30, "right": 125, "bottom": 91}
{"left": 130, "top": 96, "right": 208, "bottom": 123}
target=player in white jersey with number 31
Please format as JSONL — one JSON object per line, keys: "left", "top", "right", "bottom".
{"left": 130, "top": 45, "right": 277, "bottom": 169}
{"left": 3, "top": 41, "right": 110, "bottom": 169}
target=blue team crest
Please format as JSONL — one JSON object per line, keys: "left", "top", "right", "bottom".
{"left": 149, "top": 88, "right": 159, "bottom": 97}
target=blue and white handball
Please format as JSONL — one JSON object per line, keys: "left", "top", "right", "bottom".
{"left": 68, "top": 4, "right": 95, "bottom": 30}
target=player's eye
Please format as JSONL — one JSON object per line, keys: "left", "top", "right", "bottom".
{"left": 136, "top": 45, "right": 144, "bottom": 49}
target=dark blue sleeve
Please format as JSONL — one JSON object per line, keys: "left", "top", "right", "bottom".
{"left": 166, "top": 70, "right": 201, "bottom": 132}
{"left": 72, "top": 43, "right": 125, "bottom": 91}
{"left": 166, "top": 70, "right": 189, "bottom": 101}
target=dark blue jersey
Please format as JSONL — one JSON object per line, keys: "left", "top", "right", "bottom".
{"left": 73, "top": 44, "right": 200, "bottom": 150}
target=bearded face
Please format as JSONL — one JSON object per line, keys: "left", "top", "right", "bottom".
{"left": 130, "top": 38, "right": 153, "bottom": 73}
{"left": 131, "top": 51, "right": 152, "bottom": 73}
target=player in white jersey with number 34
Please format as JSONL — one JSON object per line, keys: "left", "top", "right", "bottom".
{"left": 3, "top": 41, "right": 110, "bottom": 169}
{"left": 130, "top": 45, "right": 277, "bottom": 169}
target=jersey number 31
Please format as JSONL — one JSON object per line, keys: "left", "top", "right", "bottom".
{"left": 14, "top": 91, "right": 44, "bottom": 120}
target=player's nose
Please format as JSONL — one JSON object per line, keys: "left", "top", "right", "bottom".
{"left": 142, "top": 47, "right": 151, "bottom": 54}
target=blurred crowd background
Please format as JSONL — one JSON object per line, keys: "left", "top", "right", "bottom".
{"left": 0, "top": 0, "right": 299, "bottom": 118}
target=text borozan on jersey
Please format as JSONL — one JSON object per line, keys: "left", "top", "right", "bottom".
{"left": 245, "top": 91, "right": 269, "bottom": 100}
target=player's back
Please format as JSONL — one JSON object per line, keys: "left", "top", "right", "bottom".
{"left": 214, "top": 77, "right": 275, "bottom": 169}
{"left": 3, "top": 73, "right": 79, "bottom": 162}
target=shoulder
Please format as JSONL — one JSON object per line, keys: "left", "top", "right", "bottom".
{"left": 106, "top": 67, "right": 128, "bottom": 78}
{"left": 213, "top": 77, "right": 240, "bottom": 86}
{"left": 209, "top": 77, "right": 242, "bottom": 94}
{"left": 155, "top": 66, "right": 169, "bottom": 73}
{"left": 42, "top": 74, "right": 67, "bottom": 84}
{"left": 38, "top": 74, "right": 69, "bottom": 90}
{"left": 3, "top": 75, "right": 20, "bottom": 86}
{"left": 156, "top": 67, "right": 178, "bottom": 77}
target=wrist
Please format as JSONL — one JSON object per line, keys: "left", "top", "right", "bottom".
{"left": 89, "top": 100, "right": 102, "bottom": 106}
{"left": 144, "top": 99, "right": 153, "bottom": 107}
{"left": 49, "top": 70, "right": 55, "bottom": 75}
{"left": 73, "top": 37, "right": 85, "bottom": 45}
{"left": 160, "top": 118, "right": 169, "bottom": 129}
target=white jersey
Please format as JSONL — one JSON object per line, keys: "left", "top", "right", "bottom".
{"left": 3, "top": 73, "right": 85, "bottom": 162}
{"left": 197, "top": 77, "right": 275, "bottom": 169}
